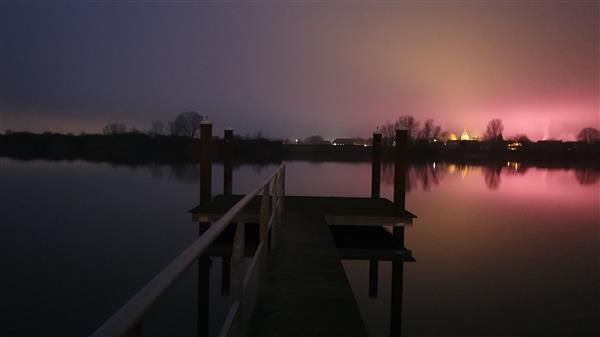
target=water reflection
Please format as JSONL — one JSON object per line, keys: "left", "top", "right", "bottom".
{"left": 575, "top": 168, "right": 600, "bottom": 185}
{"left": 1, "top": 158, "right": 598, "bottom": 337}
{"left": 482, "top": 165, "right": 502, "bottom": 190}
{"left": 382, "top": 161, "right": 598, "bottom": 191}
{"left": 382, "top": 162, "right": 447, "bottom": 192}
{"left": 332, "top": 225, "right": 413, "bottom": 337}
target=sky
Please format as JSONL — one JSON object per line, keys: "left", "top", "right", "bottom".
{"left": 1, "top": 1, "right": 598, "bottom": 140}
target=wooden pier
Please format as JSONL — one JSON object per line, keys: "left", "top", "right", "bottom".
{"left": 90, "top": 122, "right": 416, "bottom": 337}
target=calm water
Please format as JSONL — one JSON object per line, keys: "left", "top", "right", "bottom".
{"left": 0, "top": 158, "right": 598, "bottom": 337}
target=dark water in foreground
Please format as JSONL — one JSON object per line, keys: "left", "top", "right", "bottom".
{"left": 0, "top": 158, "right": 598, "bottom": 337}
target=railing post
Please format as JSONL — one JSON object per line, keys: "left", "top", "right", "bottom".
{"left": 280, "top": 165, "right": 285, "bottom": 221}
{"left": 223, "top": 127, "right": 233, "bottom": 195}
{"left": 260, "top": 184, "right": 270, "bottom": 243}
{"left": 231, "top": 218, "right": 245, "bottom": 299}
{"left": 371, "top": 132, "right": 382, "bottom": 198}
{"left": 200, "top": 120, "right": 213, "bottom": 205}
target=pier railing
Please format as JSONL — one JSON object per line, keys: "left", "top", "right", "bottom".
{"left": 90, "top": 164, "right": 286, "bottom": 337}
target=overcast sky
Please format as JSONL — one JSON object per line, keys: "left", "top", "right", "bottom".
{"left": 1, "top": 1, "right": 598, "bottom": 140}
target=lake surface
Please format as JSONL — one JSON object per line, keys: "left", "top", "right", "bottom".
{"left": 1, "top": 158, "right": 598, "bottom": 337}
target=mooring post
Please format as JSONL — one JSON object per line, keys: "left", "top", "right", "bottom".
{"left": 200, "top": 120, "right": 213, "bottom": 205}
{"left": 371, "top": 132, "right": 382, "bottom": 199}
{"left": 197, "top": 222, "right": 210, "bottom": 337}
{"left": 390, "top": 258, "right": 405, "bottom": 337}
{"left": 394, "top": 128, "right": 407, "bottom": 207}
{"left": 198, "top": 121, "right": 212, "bottom": 337}
{"left": 223, "top": 127, "right": 233, "bottom": 195}
{"left": 368, "top": 259, "right": 379, "bottom": 298}
{"left": 393, "top": 128, "right": 408, "bottom": 242}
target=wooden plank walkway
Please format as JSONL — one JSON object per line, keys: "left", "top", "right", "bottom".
{"left": 245, "top": 212, "right": 368, "bottom": 337}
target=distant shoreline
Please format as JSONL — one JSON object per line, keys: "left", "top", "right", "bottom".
{"left": 1, "top": 132, "right": 598, "bottom": 168}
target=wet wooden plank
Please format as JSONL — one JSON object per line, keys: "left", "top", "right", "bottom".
{"left": 245, "top": 212, "right": 368, "bottom": 337}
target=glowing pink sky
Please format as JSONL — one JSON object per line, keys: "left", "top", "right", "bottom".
{"left": 1, "top": 2, "right": 598, "bottom": 140}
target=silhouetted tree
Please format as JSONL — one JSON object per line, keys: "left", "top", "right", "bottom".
{"left": 150, "top": 121, "right": 165, "bottom": 136}
{"left": 577, "top": 127, "right": 600, "bottom": 143}
{"left": 380, "top": 122, "right": 396, "bottom": 145}
{"left": 102, "top": 123, "right": 127, "bottom": 135}
{"left": 418, "top": 119, "right": 442, "bottom": 141}
{"left": 511, "top": 134, "right": 531, "bottom": 144}
{"left": 484, "top": 119, "right": 504, "bottom": 141}
{"left": 396, "top": 116, "right": 421, "bottom": 141}
{"left": 170, "top": 111, "right": 204, "bottom": 137}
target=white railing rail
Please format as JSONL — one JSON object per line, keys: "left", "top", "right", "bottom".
{"left": 90, "top": 164, "right": 286, "bottom": 337}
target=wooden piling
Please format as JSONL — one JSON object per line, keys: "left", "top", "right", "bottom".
{"left": 200, "top": 121, "right": 213, "bottom": 205}
{"left": 394, "top": 129, "right": 408, "bottom": 208}
{"left": 368, "top": 259, "right": 379, "bottom": 298}
{"left": 390, "top": 259, "right": 404, "bottom": 337}
{"left": 371, "top": 132, "right": 382, "bottom": 199}
{"left": 224, "top": 128, "right": 233, "bottom": 195}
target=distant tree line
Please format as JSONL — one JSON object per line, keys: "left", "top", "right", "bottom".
{"left": 102, "top": 111, "right": 206, "bottom": 138}
{"left": 376, "top": 116, "right": 599, "bottom": 144}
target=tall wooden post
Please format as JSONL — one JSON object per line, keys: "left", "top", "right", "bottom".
{"left": 200, "top": 121, "right": 213, "bottom": 205}
{"left": 390, "top": 259, "right": 404, "bottom": 337}
{"left": 368, "top": 259, "right": 379, "bottom": 298}
{"left": 371, "top": 132, "right": 382, "bottom": 199}
{"left": 393, "top": 128, "right": 408, "bottom": 243}
{"left": 223, "top": 127, "right": 233, "bottom": 195}
{"left": 394, "top": 128, "right": 407, "bottom": 208}
{"left": 198, "top": 121, "right": 212, "bottom": 337}
{"left": 197, "top": 222, "right": 210, "bottom": 337}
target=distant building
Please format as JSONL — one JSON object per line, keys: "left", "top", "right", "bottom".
{"left": 439, "top": 131, "right": 457, "bottom": 142}
{"left": 332, "top": 138, "right": 355, "bottom": 146}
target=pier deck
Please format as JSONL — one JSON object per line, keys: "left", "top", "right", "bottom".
{"left": 190, "top": 195, "right": 416, "bottom": 226}
{"left": 190, "top": 194, "right": 415, "bottom": 337}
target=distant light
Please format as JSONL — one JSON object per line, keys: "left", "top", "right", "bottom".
{"left": 363, "top": 144, "right": 367, "bottom": 147}
{"left": 432, "top": 162, "right": 436, "bottom": 170}
{"left": 460, "top": 129, "right": 470, "bottom": 141}
{"left": 295, "top": 138, "right": 299, "bottom": 143}
{"left": 507, "top": 142, "right": 522, "bottom": 151}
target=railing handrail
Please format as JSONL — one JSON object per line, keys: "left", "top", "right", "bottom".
{"left": 90, "top": 163, "right": 286, "bottom": 337}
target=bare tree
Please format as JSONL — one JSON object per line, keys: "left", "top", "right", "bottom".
{"left": 577, "top": 127, "right": 600, "bottom": 143}
{"left": 102, "top": 123, "right": 127, "bottom": 135}
{"left": 418, "top": 119, "right": 442, "bottom": 140}
{"left": 484, "top": 119, "right": 504, "bottom": 141}
{"left": 511, "top": 134, "right": 531, "bottom": 143}
{"left": 169, "top": 111, "right": 204, "bottom": 137}
{"left": 379, "top": 122, "right": 396, "bottom": 145}
{"left": 150, "top": 120, "right": 165, "bottom": 136}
